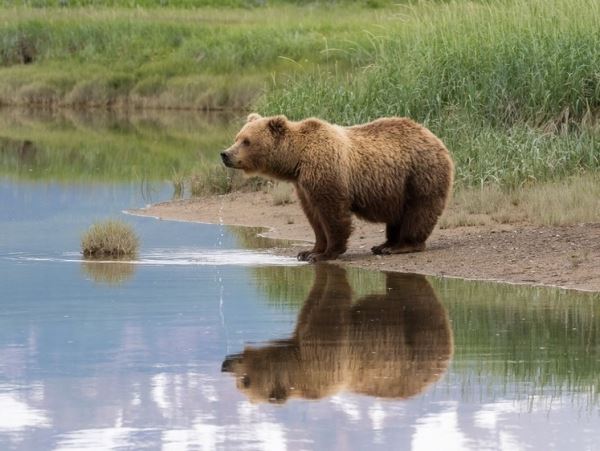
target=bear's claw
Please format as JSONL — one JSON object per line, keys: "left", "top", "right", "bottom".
{"left": 371, "top": 243, "right": 426, "bottom": 255}
{"left": 371, "top": 243, "right": 389, "bottom": 255}
{"left": 297, "top": 250, "right": 338, "bottom": 262}
{"left": 297, "top": 250, "right": 313, "bottom": 261}
{"left": 307, "top": 253, "right": 323, "bottom": 263}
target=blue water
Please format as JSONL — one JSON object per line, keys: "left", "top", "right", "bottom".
{"left": 1, "top": 117, "right": 600, "bottom": 450}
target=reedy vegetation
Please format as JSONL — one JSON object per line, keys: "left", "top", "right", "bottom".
{"left": 0, "top": 5, "right": 386, "bottom": 109}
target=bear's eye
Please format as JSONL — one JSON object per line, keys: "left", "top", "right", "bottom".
{"left": 242, "top": 138, "right": 250, "bottom": 146}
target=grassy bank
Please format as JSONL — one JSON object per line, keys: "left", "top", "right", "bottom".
{"left": 0, "top": 5, "right": 389, "bottom": 110}
{"left": 441, "top": 173, "right": 600, "bottom": 227}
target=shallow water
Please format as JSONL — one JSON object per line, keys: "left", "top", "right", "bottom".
{"left": 1, "top": 111, "right": 599, "bottom": 450}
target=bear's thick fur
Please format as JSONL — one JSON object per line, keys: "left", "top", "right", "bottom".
{"left": 221, "top": 113, "right": 454, "bottom": 262}
{"left": 221, "top": 264, "right": 453, "bottom": 404}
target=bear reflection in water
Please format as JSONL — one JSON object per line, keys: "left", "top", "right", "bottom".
{"left": 222, "top": 265, "right": 453, "bottom": 404}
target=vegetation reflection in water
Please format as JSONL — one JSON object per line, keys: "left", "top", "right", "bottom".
{"left": 0, "top": 108, "right": 235, "bottom": 183}
{"left": 80, "top": 260, "right": 137, "bottom": 286}
{"left": 241, "top": 263, "right": 600, "bottom": 409}
{"left": 223, "top": 264, "right": 453, "bottom": 404}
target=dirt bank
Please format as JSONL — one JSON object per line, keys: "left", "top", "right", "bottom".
{"left": 132, "top": 192, "right": 600, "bottom": 292}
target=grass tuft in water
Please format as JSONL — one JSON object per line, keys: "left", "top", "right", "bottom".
{"left": 81, "top": 219, "right": 139, "bottom": 258}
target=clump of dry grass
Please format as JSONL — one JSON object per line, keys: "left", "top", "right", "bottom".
{"left": 440, "top": 173, "right": 600, "bottom": 228}
{"left": 189, "top": 166, "right": 236, "bottom": 197}
{"left": 81, "top": 220, "right": 139, "bottom": 258}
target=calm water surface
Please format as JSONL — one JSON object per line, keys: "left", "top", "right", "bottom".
{"left": 1, "top": 111, "right": 599, "bottom": 450}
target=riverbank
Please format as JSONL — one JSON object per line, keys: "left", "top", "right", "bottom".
{"left": 132, "top": 191, "right": 600, "bottom": 292}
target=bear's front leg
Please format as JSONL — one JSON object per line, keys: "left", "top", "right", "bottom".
{"left": 296, "top": 185, "right": 327, "bottom": 261}
{"left": 305, "top": 200, "right": 352, "bottom": 263}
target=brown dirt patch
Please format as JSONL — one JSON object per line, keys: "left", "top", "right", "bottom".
{"left": 132, "top": 191, "right": 600, "bottom": 292}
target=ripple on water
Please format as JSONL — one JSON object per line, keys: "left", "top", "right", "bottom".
{"left": 3, "top": 248, "right": 302, "bottom": 267}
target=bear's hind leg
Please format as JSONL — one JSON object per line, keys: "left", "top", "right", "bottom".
{"left": 371, "top": 223, "right": 402, "bottom": 255}
{"left": 372, "top": 198, "right": 443, "bottom": 255}
{"left": 392, "top": 198, "right": 443, "bottom": 253}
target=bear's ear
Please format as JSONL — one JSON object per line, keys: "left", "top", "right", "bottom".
{"left": 247, "top": 113, "right": 262, "bottom": 122}
{"left": 267, "top": 115, "right": 287, "bottom": 138}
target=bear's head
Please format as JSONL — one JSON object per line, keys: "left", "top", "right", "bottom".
{"left": 221, "top": 339, "right": 343, "bottom": 404}
{"left": 220, "top": 113, "right": 298, "bottom": 181}
{"left": 221, "top": 344, "right": 298, "bottom": 404}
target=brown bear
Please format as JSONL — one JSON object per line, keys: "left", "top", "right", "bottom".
{"left": 221, "top": 113, "right": 454, "bottom": 262}
{"left": 221, "top": 264, "right": 453, "bottom": 404}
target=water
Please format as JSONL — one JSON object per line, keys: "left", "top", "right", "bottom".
{"left": 1, "top": 111, "right": 600, "bottom": 450}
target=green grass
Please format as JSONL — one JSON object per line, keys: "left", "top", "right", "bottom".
{"left": 264, "top": 0, "right": 600, "bottom": 126}
{"left": 1, "top": 0, "right": 396, "bottom": 7}
{"left": 0, "top": 5, "right": 390, "bottom": 110}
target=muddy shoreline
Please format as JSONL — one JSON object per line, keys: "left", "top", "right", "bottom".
{"left": 131, "top": 191, "right": 600, "bottom": 292}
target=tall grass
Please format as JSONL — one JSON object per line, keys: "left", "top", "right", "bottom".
{"left": 262, "top": 0, "right": 600, "bottom": 187}
{"left": 0, "top": 5, "right": 389, "bottom": 109}
{"left": 1, "top": 0, "right": 395, "bottom": 7}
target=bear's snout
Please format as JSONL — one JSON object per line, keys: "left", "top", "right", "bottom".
{"left": 220, "top": 151, "right": 233, "bottom": 167}
{"left": 221, "top": 353, "right": 242, "bottom": 372}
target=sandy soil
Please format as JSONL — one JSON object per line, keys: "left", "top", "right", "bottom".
{"left": 132, "top": 192, "right": 600, "bottom": 292}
